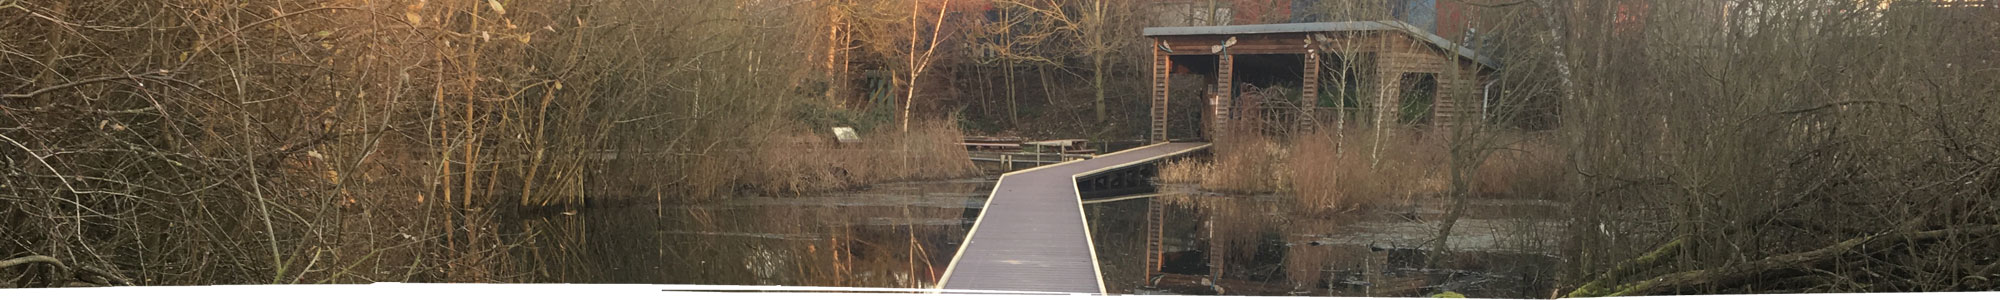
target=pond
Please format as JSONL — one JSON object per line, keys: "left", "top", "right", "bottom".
{"left": 504, "top": 178, "right": 992, "bottom": 288}
{"left": 504, "top": 178, "right": 1562, "bottom": 298}
{"left": 1086, "top": 188, "right": 1564, "bottom": 297}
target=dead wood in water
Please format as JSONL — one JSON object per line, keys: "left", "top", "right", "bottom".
{"left": 1570, "top": 224, "right": 2000, "bottom": 297}
{"left": 1565, "top": 237, "right": 1687, "bottom": 297}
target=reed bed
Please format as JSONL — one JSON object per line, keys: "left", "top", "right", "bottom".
{"left": 1470, "top": 133, "right": 1565, "bottom": 200}
{"left": 739, "top": 121, "right": 980, "bottom": 196}
{"left": 1159, "top": 130, "right": 1561, "bottom": 214}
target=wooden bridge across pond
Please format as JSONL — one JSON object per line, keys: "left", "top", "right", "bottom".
{"left": 936, "top": 142, "right": 1210, "bottom": 294}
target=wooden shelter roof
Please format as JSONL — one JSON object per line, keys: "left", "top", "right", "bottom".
{"left": 1143, "top": 20, "right": 1499, "bottom": 70}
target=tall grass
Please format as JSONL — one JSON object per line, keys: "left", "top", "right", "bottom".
{"left": 738, "top": 121, "right": 980, "bottom": 196}
{"left": 1287, "top": 131, "right": 1449, "bottom": 213}
{"left": 1156, "top": 158, "right": 1209, "bottom": 185}
{"left": 1200, "top": 137, "right": 1291, "bottom": 193}
{"left": 1160, "top": 130, "right": 1560, "bottom": 214}
{"left": 1470, "top": 133, "right": 1565, "bottom": 200}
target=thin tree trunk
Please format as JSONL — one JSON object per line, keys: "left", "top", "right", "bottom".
{"left": 827, "top": 4, "right": 846, "bottom": 107}
{"left": 1094, "top": 53, "right": 1106, "bottom": 123}
{"left": 1007, "top": 61, "right": 1019, "bottom": 126}
{"left": 1090, "top": 0, "right": 1108, "bottom": 123}
{"left": 1430, "top": 155, "right": 1470, "bottom": 260}
{"left": 903, "top": 0, "right": 952, "bottom": 132}
{"left": 903, "top": 0, "right": 919, "bottom": 132}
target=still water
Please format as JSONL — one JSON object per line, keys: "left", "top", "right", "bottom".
{"left": 505, "top": 178, "right": 990, "bottom": 288}
{"left": 1087, "top": 189, "right": 1562, "bottom": 297}
{"left": 506, "top": 179, "right": 1560, "bottom": 297}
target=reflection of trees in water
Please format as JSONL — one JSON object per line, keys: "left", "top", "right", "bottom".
{"left": 1147, "top": 193, "right": 1341, "bottom": 294}
{"left": 506, "top": 180, "right": 986, "bottom": 288}
{"left": 1133, "top": 193, "right": 1554, "bottom": 297}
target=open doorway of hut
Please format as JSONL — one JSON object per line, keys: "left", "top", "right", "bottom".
{"left": 1229, "top": 54, "right": 1306, "bottom": 136}
{"left": 1166, "top": 55, "right": 1215, "bottom": 142}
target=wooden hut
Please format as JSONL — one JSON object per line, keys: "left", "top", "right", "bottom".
{"left": 1143, "top": 21, "right": 1498, "bottom": 143}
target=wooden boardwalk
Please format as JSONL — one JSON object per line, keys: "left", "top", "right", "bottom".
{"left": 937, "top": 142, "right": 1210, "bottom": 294}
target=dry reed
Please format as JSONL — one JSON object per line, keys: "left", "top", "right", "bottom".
{"left": 1158, "top": 130, "right": 1524, "bottom": 214}
{"left": 1470, "top": 133, "right": 1565, "bottom": 200}
{"left": 738, "top": 120, "right": 979, "bottom": 196}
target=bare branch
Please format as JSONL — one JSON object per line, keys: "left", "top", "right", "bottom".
{"left": 1, "top": 72, "right": 164, "bottom": 101}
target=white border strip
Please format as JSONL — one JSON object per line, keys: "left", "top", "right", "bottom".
{"left": 651, "top": 284, "right": 1076, "bottom": 295}
{"left": 9, "top": 284, "right": 2000, "bottom": 299}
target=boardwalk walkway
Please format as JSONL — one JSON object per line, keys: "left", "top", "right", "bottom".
{"left": 937, "top": 142, "right": 1210, "bottom": 294}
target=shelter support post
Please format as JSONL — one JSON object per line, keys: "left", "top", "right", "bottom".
{"left": 1213, "top": 54, "right": 1233, "bottom": 141}
{"left": 1151, "top": 42, "right": 1171, "bottom": 143}
{"left": 1299, "top": 51, "right": 1319, "bottom": 133}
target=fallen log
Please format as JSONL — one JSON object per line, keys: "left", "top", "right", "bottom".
{"left": 1571, "top": 224, "right": 2000, "bottom": 297}
{"left": 0, "top": 255, "right": 132, "bottom": 287}
{"left": 1961, "top": 262, "right": 1999, "bottom": 290}
{"left": 0, "top": 255, "right": 65, "bottom": 270}
{"left": 1565, "top": 237, "right": 1688, "bottom": 297}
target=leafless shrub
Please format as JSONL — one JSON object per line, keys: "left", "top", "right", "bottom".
{"left": 1516, "top": 0, "right": 2000, "bottom": 295}
{"left": 1, "top": 0, "right": 970, "bottom": 287}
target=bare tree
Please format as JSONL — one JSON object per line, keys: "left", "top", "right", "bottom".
{"left": 1543, "top": 0, "right": 2000, "bottom": 295}
{"left": 0, "top": 0, "right": 874, "bottom": 286}
{"left": 900, "top": 0, "right": 955, "bottom": 132}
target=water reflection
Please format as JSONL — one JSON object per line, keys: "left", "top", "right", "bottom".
{"left": 505, "top": 178, "right": 993, "bottom": 288}
{"left": 499, "top": 176, "right": 1559, "bottom": 297}
{"left": 1086, "top": 188, "right": 1562, "bottom": 297}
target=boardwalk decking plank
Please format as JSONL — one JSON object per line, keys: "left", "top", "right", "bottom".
{"left": 937, "top": 142, "right": 1210, "bottom": 294}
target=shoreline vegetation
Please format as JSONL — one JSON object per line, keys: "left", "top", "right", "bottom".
{"left": 1, "top": 0, "right": 978, "bottom": 287}
{"left": 738, "top": 121, "right": 981, "bottom": 198}
{"left": 1159, "top": 129, "right": 1564, "bottom": 215}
